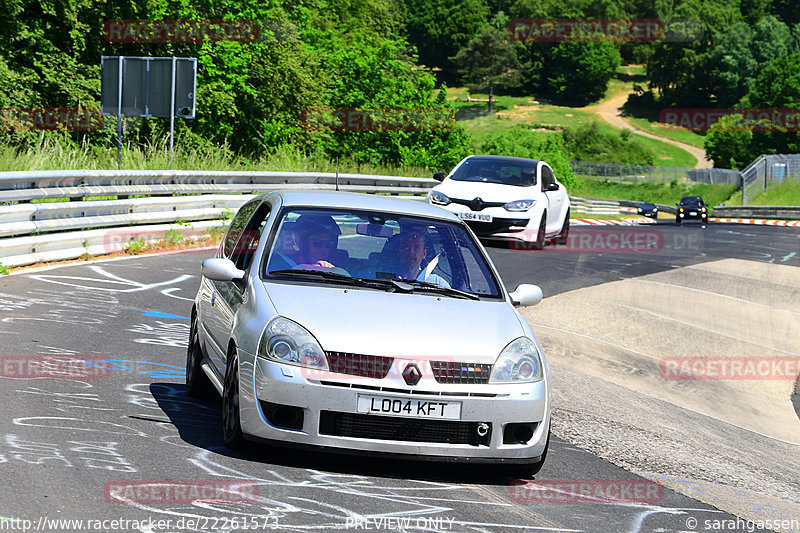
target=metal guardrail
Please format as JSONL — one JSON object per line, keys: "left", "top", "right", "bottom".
{"left": 713, "top": 205, "right": 800, "bottom": 220}
{"left": 0, "top": 170, "right": 435, "bottom": 267}
{"left": 0, "top": 167, "right": 634, "bottom": 267}
{"left": 570, "top": 196, "right": 619, "bottom": 215}
{"left": 3, "top": 167, "right": 796, "bottom": 268}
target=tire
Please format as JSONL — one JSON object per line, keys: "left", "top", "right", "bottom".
{"left": 518, "top": 425, "right": 550, "bottom": 479}
{"left": 186, "top": 314, "right": 213, "bottom": 397}
{"left": 222, "top": 350, "right": 246, "bottom": 450}
{"left": 532, "top": 213, "right": 547, "bottom": 250}
{"left": 554, "top": 210, "right": 569, "bottom": 246}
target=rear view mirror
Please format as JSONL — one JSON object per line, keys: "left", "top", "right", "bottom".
{"left": 356, "top": 223, "right": 394, "bottom": 238}
{"left": 509, "top": 284, "right": 543, "bottom": 307}
{"left": 202, "top": 258, "right": 245, "bottom": 282}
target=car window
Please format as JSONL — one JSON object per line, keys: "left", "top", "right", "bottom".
{"left": 264, "top": 207, "right": 502, "bottom": 298}
{"left": 230, "top": 203, "right": 271, "bottom": 271}
{"left": 222, "top": 200, "right": 260, "bottom": 259}
{"left": 541, "top": 165, "right": 556, "bottom": 189}
{"left": 450, "top": 158, "right": 537, "bottom": 186}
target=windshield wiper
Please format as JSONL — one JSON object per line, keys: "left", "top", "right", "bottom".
{"left": 269, "top": 270, "right": 410, "bottom": 292}
{"left": 399, "top": 279, "right": 480, "bottom": 300}
{"left": 268, "top": 269, "right": 368, "bottom": 287}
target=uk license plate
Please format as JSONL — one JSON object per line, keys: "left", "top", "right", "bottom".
{"left": 689, "top": 211, "right": 697, "bottom": 216}
{"left": 457, "top": 212, "right": 492, "bottom": 223}
{"left": 356, "top": 395, "right": 462, "bottom": 420}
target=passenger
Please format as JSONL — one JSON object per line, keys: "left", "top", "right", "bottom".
{"left": 391, "top": 231, "right": 450, "bottom": 288}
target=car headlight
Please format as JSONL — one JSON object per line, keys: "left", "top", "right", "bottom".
{"left": 637, "top": 208, "right": 643, "bottom": 213}
{"left": 489, "top": 337, "right": 543, "bottom": 383}
{"left": 428, "top": 190, "right": 451, "bottom": 206}
{"left": 258, "top": 317, "right": 329, "bottom": 370}
{"left": 701, "top": 207, "right": 707, "bottom": 212}
{"left": 679, "top": 208, "right": 684, "bottom": 213}
{"left": 504, "top": 199, "right": 536, "bottom": 212}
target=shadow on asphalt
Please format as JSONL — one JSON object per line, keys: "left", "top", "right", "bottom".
{"left": 149, "top": 382, "right": 521, "bottom": 486}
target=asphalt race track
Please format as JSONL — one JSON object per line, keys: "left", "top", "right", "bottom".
{"left": 0, "top": 222, "right": 797, "bottom": 533}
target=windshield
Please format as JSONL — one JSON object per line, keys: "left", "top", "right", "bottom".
{"left": 449, "top": 158, "right": 537, "bottom": 186}
{"left": 680, "top": 197, "right": 704, "bottom": 206}
{"left": 263, "top": 207, "right": 502, "bottom": 298}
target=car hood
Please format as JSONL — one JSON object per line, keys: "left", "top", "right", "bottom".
{"left": 435, "top": 180, "right": 536, "bottom": 202}
{"left": 262, "top": 282, "right": 525, "bottom": 362}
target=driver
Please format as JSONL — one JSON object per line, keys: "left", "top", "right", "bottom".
{"left": 294, "top": 214, "right": 343, "bottom": 271}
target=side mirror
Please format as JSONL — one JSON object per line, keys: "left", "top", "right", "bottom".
{"left": 202, "top": 258, "right": 245, "bottom": 282}
{"left": 509, "top": 284, "right": 543, "bottom": 307}
{"left": 433, "top": 172, "right": 446, "bottom": 182}
{"left": 544, "top": 183, "right": 560, "bottom": 191}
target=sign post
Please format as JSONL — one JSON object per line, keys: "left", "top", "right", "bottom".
{"left": 101, "top": 56, "right": 197, "bottom": 169}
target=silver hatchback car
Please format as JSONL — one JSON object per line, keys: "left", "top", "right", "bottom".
{"left": 187, "top": 190, "right": 551, "bottom": 476}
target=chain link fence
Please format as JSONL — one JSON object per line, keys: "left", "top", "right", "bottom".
{"left": 741, "top": 154, "right": 800, "bottom": 204}
{"left": 569, "top": 160, "right": 741, "bottom": 185}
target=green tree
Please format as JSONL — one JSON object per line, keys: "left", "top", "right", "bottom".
{"left": 404, "top": 0, "right": 490, "bottom": 73}
{"left": 451, "top": 23, "right": 523, "bottom": 113}
{"left": 706, "top": 16, "right": 795, "bottom": 107}
{"left": 562, "top": 121, "right": 655, "bottom": 165}
{"left": 704, "top": 114, "right": 754, "bottom": 169}
{"left": 707, "top": 22, "right": 757, "bottom": 107}
{"left": 546, "top": 41, "right": 620, "bottom": 105}
{"left": 739, "top": 51, "right": 800, "bottom": 157}
{"left": 480, "top": 127, "right": 576, "bottom": 188}
{"left": 646, "top": 0, "right": 742, "bottom": 106}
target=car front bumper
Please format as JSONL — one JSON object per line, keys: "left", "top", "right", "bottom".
{"left": 236, "top": 349, "right": 550, "bottom": 462}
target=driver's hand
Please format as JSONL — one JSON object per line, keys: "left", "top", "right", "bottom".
{"left": 316, "top": 260, "right": 335, "bottom": 268}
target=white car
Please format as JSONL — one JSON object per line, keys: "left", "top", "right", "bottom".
{"left": 427, "top": 155, "right": 571, "bottom": 249}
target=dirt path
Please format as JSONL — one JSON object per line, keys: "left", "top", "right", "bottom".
{"left": 586, "top": 91, "right": 713, "bottom": 169}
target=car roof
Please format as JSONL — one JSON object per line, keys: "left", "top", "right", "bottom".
{"left": 680, "top": 195, "right": 703, "bottom": 201}
{"left": 264, "top": 190, "right": 461, "bottom": 221}
{"left": 464, "top": 155, "right": 542, "bottom": 165}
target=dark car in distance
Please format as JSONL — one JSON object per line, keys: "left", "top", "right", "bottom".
{"left": 676, "top": 196, "right": 708, "bottom": 225}
{"left": 637, "top": 202, "right": 659, "bottom": 218}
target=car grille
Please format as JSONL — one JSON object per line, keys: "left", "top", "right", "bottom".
{"left": 325, "top": 352, "right": 393, "bottom": 379}
{"left": 430, "top": 361, "right": 492, "bottom": 384}
{"left": 450, "top": 197, "right": 506, "bottom": 211}
{"left": 465, "top": 218, "right": 529, "bottom": 234}
{"left": 319, "top": 411, "right": 491, "bottom": 446}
